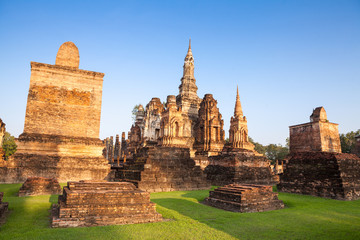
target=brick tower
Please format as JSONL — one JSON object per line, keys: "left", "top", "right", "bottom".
{"left": 176, "top": 39, "right": 201, "bottom": 121}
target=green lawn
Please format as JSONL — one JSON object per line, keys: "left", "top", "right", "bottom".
{"left": 0, "top": 184, "right": 359, "bottom": 240}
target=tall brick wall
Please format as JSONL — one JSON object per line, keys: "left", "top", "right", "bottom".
{"left": 24, "top": 62, "right": 104, "bottom": 138}
{"left": 0, "top": 41, "right": 110, "bottom": 183}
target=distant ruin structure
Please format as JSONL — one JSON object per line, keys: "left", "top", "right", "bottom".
{"left": 0, "top": 42, "right": 110, "bottom": 183}
{"left": 228, "top": 87, "right": 255, "bottom": 151}
{"left": 278, "top": 107, "right": 360, "bottom": 200}
{"left": 289, "top": 107, "right": 341, "bottom": 153}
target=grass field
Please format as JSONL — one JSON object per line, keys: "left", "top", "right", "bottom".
{"left": 0, "top": 184, "right": 359, "bottom": 240}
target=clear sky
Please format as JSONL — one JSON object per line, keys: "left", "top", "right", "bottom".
{"left": 0, "top": 0, "right": 359, "bottom": 145}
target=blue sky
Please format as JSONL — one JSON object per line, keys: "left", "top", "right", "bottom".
{"left": 0, "top": 0, "right": 359, "bottom": 145}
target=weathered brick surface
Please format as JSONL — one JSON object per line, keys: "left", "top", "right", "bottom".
{"left": 289, "top": 107, "right": 341, "bottom": 153}
{"left": 114, "top": 146, "right": 210, "bottom": 192}
{"left": 18, "top": 177, "right": 61, "bottom": 197}
{"left": 205, "top": 149, "right": 276, "bottom": 186}
{"left": 229, "top": 87, "right": 255, "bottom": 151}
{"left": 0, "top": 192, "right": 8, "bottom": 219}
{"left": 0, "top": 42, "right": 110, "bottom": 183}
{"left": 24, "top": 42, "right": 103, "bottom": 138}
{"left": 176, "top": 40, "right": 201, "bottom": 121}
{"left": 194, "top": 94, "right": 225, "bottom": 156}
{"left": 51, "top": 181, "right": 162, "bottom": 228}
{"left": 204, "top": 184, "right": 284, "bottom": 212}
{"left": 0, "top": 134, "right": 110, "bottom": 183}
{"left": 278, "top": 152, "right": 360, "bottom": 200}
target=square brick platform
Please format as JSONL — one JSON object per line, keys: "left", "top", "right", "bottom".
{"left": 204, "top": 184, "right": 284, "bottom": 212}
{"left": 51, "top": 181, "right": 162, "bottom": 227}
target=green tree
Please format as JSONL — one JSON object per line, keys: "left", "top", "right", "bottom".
{"left": 131, "top": 104, "right": 141, "bottom": 123}
{"left": 340, "top": 129, "right": 360, "bottom": 153}
{"left": 265, "top": 144, "right": 289, "bottom": 164}
{"left": 248, "top": 137, "right": 266, "bottom": 155}
{"left": 2, "top": 132, "right": 17, "bottom": 159}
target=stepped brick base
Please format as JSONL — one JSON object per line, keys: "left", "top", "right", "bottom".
{"left": 113, "top": 146, "right": 210, "bottom": 192}
{"left": 18, "top": 177, "right": 61, "bottom": 197}
{"left": 205, "top": 150, "right": 277, "bottom": 186}
{"left": 51, "top": 181, "right": 162, "bottom": 228}
{"left": 0, "top": 192, "right": 8, "bottom": 219}
{"left": 204, "top": 184, "right": 284, "bottom": 212}
{"left": 0, "top": 134, "right": 110, "bottom": 183}
{"left": 278, "top": 152, "right": 360, "bottom": 200}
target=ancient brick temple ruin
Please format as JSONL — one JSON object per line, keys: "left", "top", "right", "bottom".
{"left": 0, "top": 42, "right": 110, "bottom": 183}
{"left": 204, "top": 88, "right": 276, "bottom": 186}
{"left": 0, "top": 119, "right": 5, "bottom": 158}
{"left": 204, "top": 184, "right": 284, "bottom": 212}
{"left": 18, "top": 177, "right": 61, "bottom": 197}
{"left": 112, "top": 40, "right": 210, "bottom": 191}
{"left": 51, "top": 181, "right": 162, "bottom": 228}
{"left": 278, "top": 107, "right": 360, "bottom": 200}
{"left": 0, "top": 192, "right": 8, "bottom": 221}
{"left": 289, "top": 107, "right": 341, "bottom": 153}
{"left": 112, "top": 40, "right": 276, "bottom": 191}
{"left": 194, "top": 94, "right": 225, "bottom": 155}
{"left": 114, "top": 146, "right": 210, "bottom": 192}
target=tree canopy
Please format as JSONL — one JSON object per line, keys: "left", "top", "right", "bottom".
{"left": 249, "top": 137, "right": 289, "bottom": 164}
{"left": 2, "top": 132, "right": 17, "bottom": 159}
{"left": 340, "top": 129, "right": 360, "bottom": 153}
{"left": 132, "top": 104, "right": 142, "bottom": 123}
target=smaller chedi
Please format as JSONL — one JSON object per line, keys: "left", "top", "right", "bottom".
{"left": 228, "top": 87, "right": 255, "bottom": 151}
{"left": 278, "top": 107, "right": 360, "bottom": 200}
{"left": 204, "top": 87, "right": 276, "bottom": 186}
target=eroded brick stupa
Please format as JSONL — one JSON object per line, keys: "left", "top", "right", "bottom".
{"left": 278, "top": 107, "right": 360, "bottom": 200}
{"left": 0, "top": 42, "right": 110, "bottom": 183}
{"left": 204, "top": 88, "right": 276, "bottom": 186}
